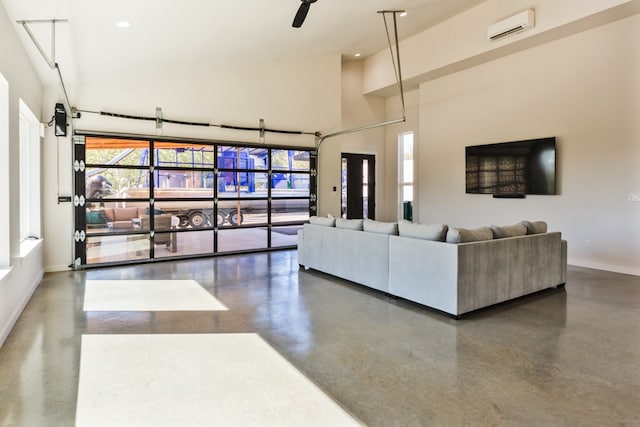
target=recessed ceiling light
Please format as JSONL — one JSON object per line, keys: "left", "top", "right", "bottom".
{"left": 354, "top": 53, "right": 361, "bottom": 58}
{"left": 116, "top": 20, "right": 131, "bottom": 28}
{"left": 400, "top": 11, "right": 408, "bottom": 17}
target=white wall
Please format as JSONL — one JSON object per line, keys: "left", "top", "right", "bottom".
{"left": 363, "top": 0, "right": 638, "bottom": 95}
{"left": 0, "top": 3, "right": 45, "bottom": 346}
{"left": 356, "top": 0, "right": 640, "bottom": 275}
{"left": 317, "top": 60, "right": 386, "bottom": 218}
{"left": 41, "top": 55, "right": 343, "bottom": 271}
{"left": 10, "top": 0, "right": 640, "bottom": 286}
{"left": 382, "top": 89, "right": 420, "bottom": 221}
{"left": 416, "top": 14, "right": 639, "bottom": 275}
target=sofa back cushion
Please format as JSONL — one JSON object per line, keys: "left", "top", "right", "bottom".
{"left": 363, "top": 219, "right": 399, "bottom": 235}
{"left": 114, "top": 207, "right": 140, "bottom": 221}
{"left": 335, "top": 218, "right": 363, "bottom": 231}
{"left": 101, "top": 208, "right": 115, "bottom": 222}
{"left": 490, "top": 223, "right": 527, "bottom": 239}
{"left": 309, "top": 216, "right": 336, "bottom": 227}
{"left": 446, "top": 226, "right": 493, "bottom": 243}
{"left": 398, "top": 222, "right": 448, "bottom": 241}
{"left": 520, "top": 220, "right": 548, "bottom": 234}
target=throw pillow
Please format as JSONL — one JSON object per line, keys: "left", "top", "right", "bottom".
{"left": 398, "top": 222, "right": 448, "bottom": 241}
{"left": 86, "top": 211, "right": 106, "bottom": 224}
{"left": 335, "top": 218, "right": 364, "bottom": 231}
{"left": 446, "top": 226, "right": 493, "bottom": 243}
{"left": 363, "top": 219, "right": 399, "bottom": 235}
{"left": 309, "top": 216, "right": 336, "bottom": 227}
{"left": 490, "top": 223, "right": 527, "bottom": 239}
{"left": 520, "top": 220, "right": 548, "bottom": 234}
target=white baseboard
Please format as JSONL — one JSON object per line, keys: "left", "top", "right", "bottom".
{"left": 44, "top": 264, "right": 72, "bottom": 273}
{"left": 568, "top": 260, "right": 640, "bottom": 277}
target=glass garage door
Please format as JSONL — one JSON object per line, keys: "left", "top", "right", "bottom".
{"left": 73, "top": 134, "right": 316, "bottom": 268}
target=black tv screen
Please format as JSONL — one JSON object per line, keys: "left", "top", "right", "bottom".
{"left": 465, "top": 137, "right": 556, "bottom": 195}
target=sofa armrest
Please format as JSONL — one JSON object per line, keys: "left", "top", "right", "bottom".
{"left": 456, "top": 232, "right": 564, "bottom": 314}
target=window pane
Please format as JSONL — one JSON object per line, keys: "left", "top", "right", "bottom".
{"left": 341, "top": 158, "right": 347, "bottom": 218}
{"left": 401, "top": 134, "right": 414, "bottom": 184}
{"left": 271, "top": 173, "right": 309, "bottom": 197}
{"left": 155, "top": 142, "right": 214, "bottom": 169}
{"left": 218, "top": 228, "right": 267, "bottom": 252}
{"left": 403, "top": 159, "right": 413, "bottom": 183}
{"left": 86, "top": 168, "right": 149, "bottom": 201}
{"left": 271, "top": 225, "right": 303, "bottom": 248}
{"left": 85, "top": 138, "right": 150, "bottom": 166}
{"left": 19, "top": 99, "right": 40, "bottom": 240}
{"left": 155, "top": 170, "right": 215, "bottom": 189}
{"left": 86, "top": 234, "right": 149, "bottom": 264}
{"left": 86, "top": 206, "right": 147, "bottom": 235}
{"left": 0, "top": 73, "right": 8, "bottom": 265}
{"left": 403, "top": 137, "right": 413, "bottom": 155}
{"left": 218, "top": 146, "right": 268, "bottom": 170}
{"left": 219, "top": 170, "right": 268, "bottom": 195}
{"left": 218, "top": 200, "right": 267, "bottom": 227}
{"left": 399, "top": 132, "right": 415, "bottom": 220}
{"left": 155, "top": 229, "right": 213, "bottom": 258}
{"left": 272, "top": 199, "right": 310, "bottom": 223}
{"left": 154, "top": 200, "right": 214, "bottom": 228}
{"left": 402, "top": 185, "right": 413, "bottom": 202}
{"left": 271, "top": 149, "right": 310, "bottom": 171}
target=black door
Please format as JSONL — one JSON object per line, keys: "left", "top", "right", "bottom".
{"left": 341, "top": 153, "right": 375, "bottom": 219}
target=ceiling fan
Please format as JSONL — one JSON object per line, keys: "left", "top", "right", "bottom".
{"left": 292, "top": 0, "right": 318, "bottom": 28}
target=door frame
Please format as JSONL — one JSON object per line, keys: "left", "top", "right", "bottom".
{"left": 341, "top": 152, "right": 375, "bottom": 220}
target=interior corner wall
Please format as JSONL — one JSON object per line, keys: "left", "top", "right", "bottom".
{"left": 417, "top": 14, "right": 640, "bottom": 275}
{"left": 382, "top": 89, "right": 420, "bottom": 222}
{"left": 317, "top": 60, "right": 386, "bottom": 218}
{"left": 0, "top": 3, "right": 45, "bottom": 346}
{"left": 41, "top": 54, "right": 342, "bottom": 271}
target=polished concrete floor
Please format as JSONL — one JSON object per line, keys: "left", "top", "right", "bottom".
{"left": 1, "top": 250, "right": 639, "bottom": 426}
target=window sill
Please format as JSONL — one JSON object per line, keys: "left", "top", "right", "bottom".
{"left": 0, "top": 267, "right": 11, "bottom": 282}
{"left": 19, "top": 238, "right": 43, "bottom": 259}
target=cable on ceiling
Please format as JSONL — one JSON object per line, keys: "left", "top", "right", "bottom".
{"left": 76, "top": 109, "right": 321, "bottom": 137}
{"left": 317, "top": 9, "right": 407, "bottom": 149}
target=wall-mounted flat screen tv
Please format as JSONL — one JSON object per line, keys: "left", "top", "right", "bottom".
{"left": 465, "top": 137, "right": 557, "bottom": 195}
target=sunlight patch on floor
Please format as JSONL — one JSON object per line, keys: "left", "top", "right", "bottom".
{"left": 83, "top": 280, "right": 227, "bottom": 311}
{"left": 76, "top": 333, "right": 362, "bottom": 427}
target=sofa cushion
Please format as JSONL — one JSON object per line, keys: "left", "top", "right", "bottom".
{"left": 446, "top": 226, "right": 493, "bottom": 243}
{"left": 398, "top": 222, "right": 448, "bottom": 241}
{"left": 490, "top": 223, "right": 527, "bottom": 239}
{"left": 335, "top": 218, "right": 363, "bottom": 231}
{"left": 520, "top": 220, "right": 548, "bottom": 234}
{"left": 114, "top": 207, "right": 140, "bottom": 221}
{"left": 363, "top": 219, "right": 398, "bottom": 235}
{"left": 101, "top": 208, "right": 115, "bottom": 222}
{"left": 309, "top": 216, "right": 336, "bottom": 227}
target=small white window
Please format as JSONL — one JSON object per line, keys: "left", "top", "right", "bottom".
{"left": 0, "top": 73, "right": 8, "bottom": 266}
{"left": 19, "top": 99, "right": 41, "bottom": 241}
{"left": 398, "top": 132, "right": 414, "bottom": 221}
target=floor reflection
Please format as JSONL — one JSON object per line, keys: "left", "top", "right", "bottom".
{"left": 0, "top": 257, "right": 638, "bottom": 426}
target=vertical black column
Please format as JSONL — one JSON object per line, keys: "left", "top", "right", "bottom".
{"left": 309, "top": 151, "right": 317, "bottom": 217}
{"left": 72, "top": 136, "right": 86, "bottom": 268}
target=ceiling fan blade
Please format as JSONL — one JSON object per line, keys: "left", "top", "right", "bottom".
{"left": 292, "top": 2, "right": 311, "bottom": 28}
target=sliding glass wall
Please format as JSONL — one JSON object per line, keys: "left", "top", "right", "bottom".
{"left": 73, "top": 134, "right": 316, "bottom": 267}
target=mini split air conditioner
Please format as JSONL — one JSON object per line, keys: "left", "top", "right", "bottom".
{"left": 487, "top": 9, "right": 534, "bottom": 41}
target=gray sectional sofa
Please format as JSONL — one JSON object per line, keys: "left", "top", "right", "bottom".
{"left": 298, "top": 218, "right": 567, "bottom": 318}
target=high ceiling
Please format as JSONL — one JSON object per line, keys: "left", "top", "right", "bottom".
{"left": 2, "top": 0, "right": 485, "bottom": 84}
